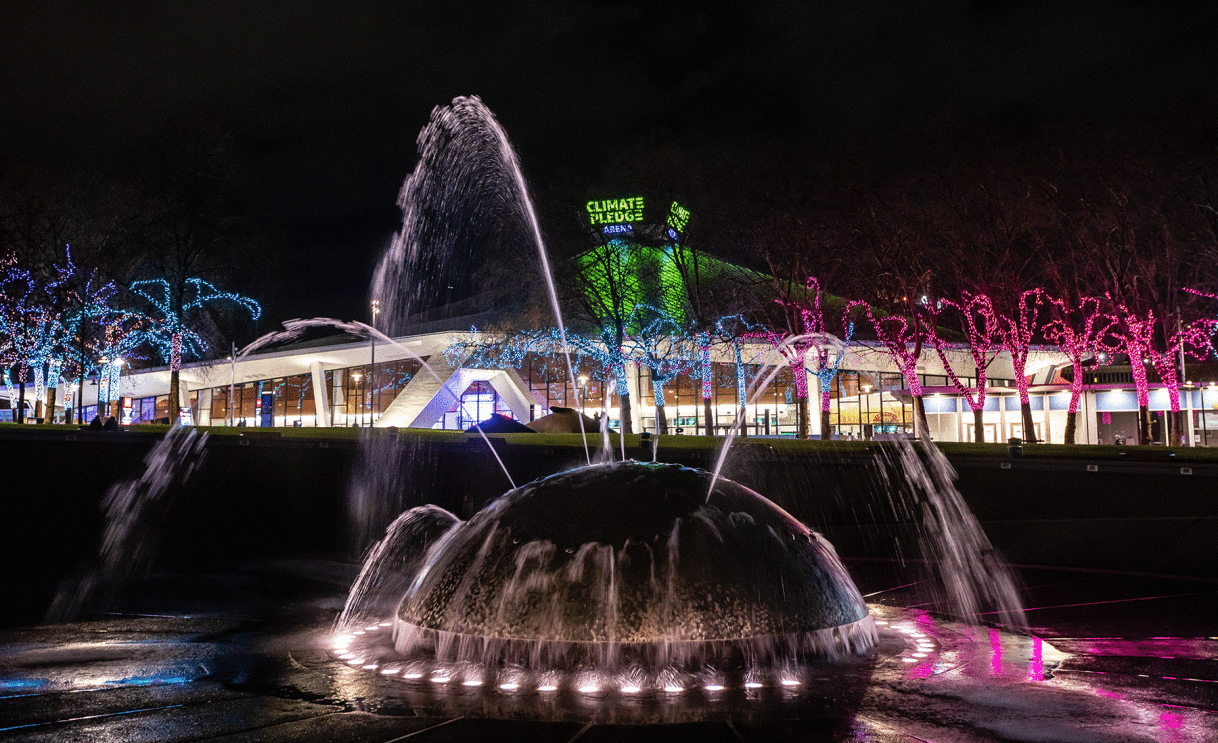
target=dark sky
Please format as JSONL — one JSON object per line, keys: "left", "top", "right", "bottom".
{"left": 3, "top": 1, "right": 1217, "bottom": 325}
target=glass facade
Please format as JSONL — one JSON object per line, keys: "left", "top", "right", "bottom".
{"left": 134, "top": 345, "right": 1014, "bottom": 438}
{"left": 200, "top": 357, "right": 423, "bottom": 427}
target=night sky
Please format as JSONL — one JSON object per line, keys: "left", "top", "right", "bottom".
{"left": 3, "top": 1, "right": 1217, "bottom": 325}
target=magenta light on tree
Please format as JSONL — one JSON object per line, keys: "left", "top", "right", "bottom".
{"left": 1108, "top": 299, "right": 1216, "bottom": 413}
{"left": 929, "top": 293, "right": 1003, "bottom": 415}
{"left": 858, "top": 305, "right": 926, "bottom": 399}
{"left": 992, "top": 289, "right": 1046, "bottom": 410}
{"left": 1042, "top": 296, "right": 1117, "bottom": 416}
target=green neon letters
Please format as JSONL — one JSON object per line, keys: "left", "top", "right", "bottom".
{"left": 587, "top": 196, "right": 645, "bottom": 226}
{"left": 666, "top": 201, "right": 690, "bottom": 233}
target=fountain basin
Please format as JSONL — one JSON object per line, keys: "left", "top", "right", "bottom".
{"left": 394, "top": 462, "right": 876, "bottom": 668}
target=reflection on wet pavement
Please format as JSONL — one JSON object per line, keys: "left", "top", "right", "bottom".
{"left": 0, "top": 562, "right": 1214, "bottom": 741}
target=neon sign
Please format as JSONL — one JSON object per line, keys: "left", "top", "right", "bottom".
{"left": 667, "top": 202, "right": 690, "bottom": 234}
{"left": 603, "top": 224, "right": 632, "bottom": 235}
{"left": 587, "top": 196, "right": 644, "bottom": 226}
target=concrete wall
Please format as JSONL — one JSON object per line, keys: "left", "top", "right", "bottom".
{"left": 3, "top": 428, "right": 1215, "bottom": 624}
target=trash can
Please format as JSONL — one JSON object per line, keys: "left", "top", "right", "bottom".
{"left": 1007, "top": 437, "right": 1023, "bottom": 458}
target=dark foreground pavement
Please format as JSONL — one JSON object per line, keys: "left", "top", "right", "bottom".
{"left": 0, "top": 560, "right": 1215, "bottom": 743}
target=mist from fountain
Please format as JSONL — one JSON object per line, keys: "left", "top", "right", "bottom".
{"left": 45, "top": 426, "right": 210, "bottom": 622}
{"left": 370, "top": 95, "right": 590, "bottom": 464}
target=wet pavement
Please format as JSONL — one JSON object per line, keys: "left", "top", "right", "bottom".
{"left": 1, "top": 561, "right": 1215, "bottom": 742}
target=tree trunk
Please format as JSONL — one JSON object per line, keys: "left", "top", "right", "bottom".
{"left": 169, "top": 369, "right": 180, "bottom": 425}
{"left": 796, "top": 396, "right": 808, "bottom": 439}
{"left": 111, "top": 398, "right": 121, "bottom": 421}
{"left": 914, "top": 395, "right": 930, "bottom": 441}
{"left": 1064, "top": 410, "right": 1077, "bottom": 444}
{"left": 34, "top": 398, "right": 43, "bottom": 422}
{"left": 703, "top": 398, "right": 714, "bottom": 436}
{"left": 1021, "top": 403, "right": 1037, "bottom": 443}
{"left": 1138, "top": 406, "right": 1151, "bottom": 445}
{"left": 1168, "top": 409, "right": 1186, "bottom": 447}
{"left": 820, "top": 389, "right": 832, "bottom": 440}
{"left": 16, "top": 367, "right": 25, "bottom": 423}
{"left": 973, "top": 407, "right": 985, "bottom": 443}
{"left": 620, "top": 392, "right": 633, "bottom": 436}
{"left": 656, "top": 401, "right": 668, "bottom": 435}
{"left": 44, "top": 387, "right": 57, "bottom": 425}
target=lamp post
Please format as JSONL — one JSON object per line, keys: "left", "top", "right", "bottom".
{"left": 96, "top": 357, "right": 108, "bottom": 418}
{"left": 228, "top": 342, "right": 236, "bottom": 427}
{"left": 370, "top": 299, "right": 380, "bottom": 426}
{"left": 352, "top": 372, "right": 364, "bottom": 426}
{"left": 579, "top": 374, "right": 589, "bottom": 418}
{"left": 862, "top": 383, "right": 873, "bottom": 439}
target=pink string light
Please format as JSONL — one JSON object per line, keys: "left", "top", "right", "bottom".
{"left": 992, "top": 289, "right": 1046, "bottom": 407}
{"left": 1108, "top": 300, "right": 1216, "bottom": 412}
{"left": 747, "top": 277, "right": 853, "bottom": 405}
{"left": 856, "top": 302, "right": 925, "bottom": 399}
{"left": 929, "top": 293, "right": 1002, "bottom": 414}
{"left": 1042, "top": 296, "right": 1116, "bottom": 415}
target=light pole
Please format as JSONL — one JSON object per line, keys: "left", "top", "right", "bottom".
{"left": 228, "top": 342, "right": 236, "bottom": 427}
{"left": 579, "top": 374, "right": 589, "bottom": 418}
{"left": 96, "top": 357, "right": 108, "bottom": 419}
{"left": 862, "top": 383, "right": 873, "bottom": 439}
{"left": 352, "top": 372, "right": 364, "bottom": 426}
{"left": 370, "top": 299, "right": 380, "bottom": 426}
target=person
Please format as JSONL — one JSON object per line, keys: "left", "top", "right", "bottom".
{"left": 88, "top": 415, "right": 103, "bottom": 430}
{"left": 102, "top": 416, "right": 118, "bottom": 431}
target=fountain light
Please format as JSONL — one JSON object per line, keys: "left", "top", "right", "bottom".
{"left": 499, "top": 682, "right": 519, "bottom": 691}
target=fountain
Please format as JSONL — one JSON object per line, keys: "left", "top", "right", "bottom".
{"left": 328, "top": 95, "right": 1022, "bottom": 715}
{"left": 1, "top": 96, "right": 1211, "bottom": 742}
{"left": 392, "top": 462, "right": 875, "bottom": 665}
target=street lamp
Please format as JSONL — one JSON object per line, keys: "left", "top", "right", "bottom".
{"left": 579, "top": 375, "right": 589, "bottom": 417}
{"left": 352, "top": 372, "right": 364, "bottom": 426}
{"left": 861, "top": 383, "right": 873, "bottom": 438}
{"left": 370, "top": 299, "right": 380, "bottom": 425}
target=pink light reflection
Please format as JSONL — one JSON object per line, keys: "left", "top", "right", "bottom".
{"left": 1027, "top": 636, "right": 1043, "bottom": 681}
{"left": 910, "top": 659, "right": 935, "bottom": 680}
{"left": 1159, "top": 711, "right": 1188, "bottom": 743}
{"left": 989, "top": 628, "right": 1003, "bottom": 677}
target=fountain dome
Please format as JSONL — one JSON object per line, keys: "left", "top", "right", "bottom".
{"left": 393, "top": 461, "right": 876, "bottom": 668}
